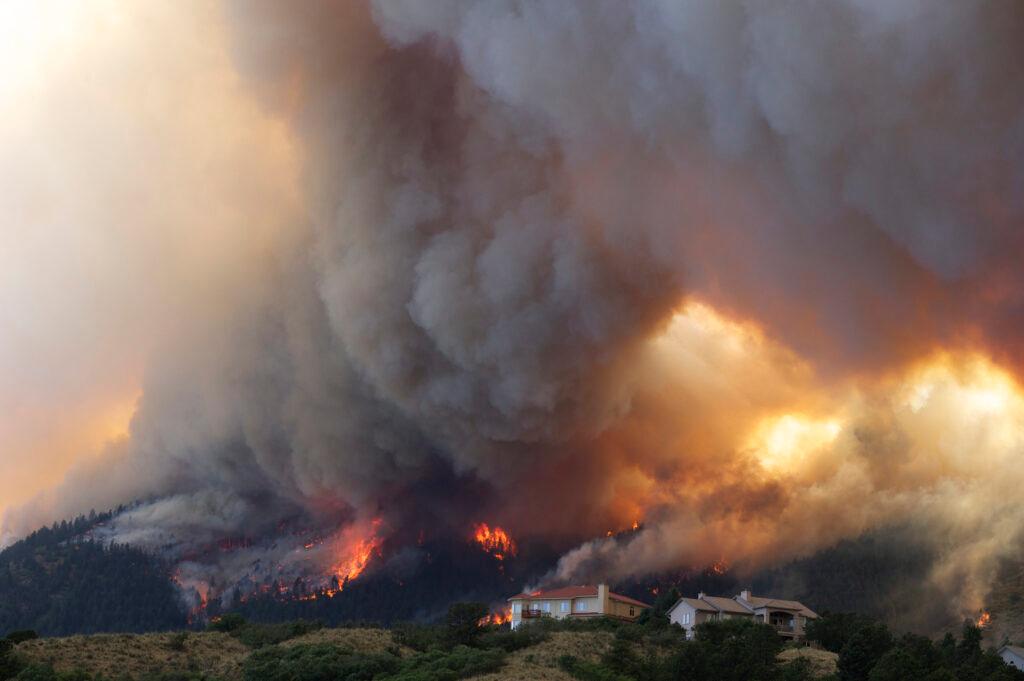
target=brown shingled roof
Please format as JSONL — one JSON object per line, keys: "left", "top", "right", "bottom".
{"left": 610, "top": 592, "right": 653, "bottom": 608}
{"left": 740, "top": 595, "right": 818, "bottom": 618}
{"left": 672, "top": 597, "right": 718, "bottom": 613}
{"left": 701, "top": 595, "right": 754, "bottom": 614}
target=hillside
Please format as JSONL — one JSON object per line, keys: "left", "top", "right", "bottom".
{"left": 0, "top": 513, "right": 553, "bottom": 635}
{"left": 3, "top": 512, "right": 1022, "bottom": 646}
{"left": 9, "top": 628, "right": 586, "bottom": 681}
{"left": 5, "top": 622, "right": 835, "bottom": 681}
{"left": 7, "top": 607, "right": 1024, "bottom": 681}
{"left": 0, "top": 513, "right": 184, "bottom": 636}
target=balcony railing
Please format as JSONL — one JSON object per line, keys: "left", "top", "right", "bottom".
{"left": 521, "top": 608, "right": 547, "bottom": 619}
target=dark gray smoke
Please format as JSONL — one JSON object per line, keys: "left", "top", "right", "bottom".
{"left": 6, "top": 0, "right": 1024, "bottom": 616}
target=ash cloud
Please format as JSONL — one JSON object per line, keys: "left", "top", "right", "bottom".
{"left": 6, "top": 0, "right": 1024, "bottom": 616}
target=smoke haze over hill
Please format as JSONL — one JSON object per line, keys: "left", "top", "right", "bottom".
{"left": 4, "top": 0, "right": 1024, "bottom": 621}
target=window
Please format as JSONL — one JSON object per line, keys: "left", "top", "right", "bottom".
{"left": 683, "top": 612, "right": 690, "bottom": 624}
{"left": 577, "top": 601, "right": 588, "bottom": 612}
{"left": 543, "top": 601, "right": 551, "bottom": 612}
{"left": 512, "top": 602, "right": 520, "bottom": 614}
{"left": 561, "top": 601, "right": 569, "bottom": 613}
{"left": 629, "top": 607, "right": 635, "bottom": 616}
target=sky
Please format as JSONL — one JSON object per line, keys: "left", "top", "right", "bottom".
{"left": 0, "top": 0, "right": 300, "bottom": 531}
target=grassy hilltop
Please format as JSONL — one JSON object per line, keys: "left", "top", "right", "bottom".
{"left": 1, "top": 610, "right": 839, "bottom": 681}
{"left": 6, "top": 603, "right": 1024, "bottom": 681}
{"left": 5, "top": 627, "right": 620, "bottom": 681}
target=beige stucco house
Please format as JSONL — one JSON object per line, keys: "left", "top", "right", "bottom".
{"left": 667, "top": 589, "right": 818, "bottom": 640}
{"left": 507, "top": 584, "right": 651, "bottom": 630}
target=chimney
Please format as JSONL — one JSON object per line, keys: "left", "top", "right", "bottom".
{"left": 739, "top": 589, "right": 751, "bottom": 602}
{"left": 597, "top": 584, "right": 610, "bottom": 614}
{"left": 697, "top": 591, "right": 706, "bottom": 600}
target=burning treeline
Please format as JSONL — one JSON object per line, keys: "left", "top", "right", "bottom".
{"left": 5, "top": 0, "right": 1024, "bottom": 625}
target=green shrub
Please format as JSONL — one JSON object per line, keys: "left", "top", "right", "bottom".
{"left": 1, "top": 639, "right": 23, "bottom": 680}
{"left": 391, "top": 624, "right": 445, "bottom": 653}
{"left": 242, "top": 643, "right": 399, "bottom": 681}
{"left": 232, "top": 620, "right": 322, "bottom": 649}
{"left": 477, "top": 626, "right": 548, "bottom": 652}
{"left": 381, "top": 646, "right": 505, "bottom": 681}
{"left": 443, "top": 603, "right": 487, "bottom": 648}
{"left": 166, "top": 632, "right": 188, "bottom": 652}
{"left": 838, "top": 623, "right": 892, "bottom": 681}
{"left": 11, "top": 666, "right": 94, "bottom": 681}
{"left": 207, "top": 616, "right": 321, "bottom": 649}
{"left": 805, "top": 613, "right": 876, "bottom": 654}
{"left": 613, "top": 626, "right": 642, "bottom": 643}
{"left": 136, "top": 673, "right": 224, "bottom": 681}
{"left": 601, "top": 637, "right": 643, "bottom": 679}
{"left": 4, "top": 632, "right": 38, "bottom": 645}
{"left": 206, "top": 614, "right": 246, "bottom": 634}
{"left": 557, "top": 655, "right": 632, "bottom": 681}
{"left": 777, "top": 658, "right": 816, "bottom": 681}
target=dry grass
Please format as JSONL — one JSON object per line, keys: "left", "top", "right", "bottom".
{"left": 473, "top": 631, "right": 614, "bottom": 681}
{"left": 16, "top": 632, "right": 251, "bottom": 680}
{"left": 14, "top": 626, "right": 821, "bottom": 681}
{"left": 278, "top": 627, "right": 414, "bottom": 656}
{"left": 15, "top": 628, "right": 415, "bottom": 680}
{"left": 779, "top": 646, "right": 839, "bottom": 678}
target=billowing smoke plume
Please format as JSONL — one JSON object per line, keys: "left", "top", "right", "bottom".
{"left": 6, "top": 0, "right": 1024, "bottom": 618}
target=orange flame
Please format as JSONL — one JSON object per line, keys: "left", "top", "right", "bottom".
{"left": 977, "top": 611, "right": 991, "bottom": 628}
{"left": 473, "top": 523, "right": 517, "bottom": 560}
{"left": 171, "top": 572, "right": 210, "bottom": 625}
{"left": 480, "top": 607, "right": 512, "bottom": 626}
{"left": 331, "top": 518, "right": 383, "bottom": 587}
{"left": 709, "top": 559, "right": 728, "bottom": 575}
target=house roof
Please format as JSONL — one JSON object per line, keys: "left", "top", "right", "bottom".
{"left": 1000, "top": 645, "right": 1024, "bottom": 658}
{"left": 610, "top": 592, "right": 654, "bottom": 608}
{"left": 668, "top": 597, "right": 718, "bottom": 613}
{"left": 701, "top": 596, "right": 754, "bottom": 614}
{"left": 508, "top": 585, "right": 651, "bottom": 608}
{"left": 668, "top": 592, "right": 818, "bottom": 619}
{"left": 740, "top": 595, "right": 818, "bottom": 618}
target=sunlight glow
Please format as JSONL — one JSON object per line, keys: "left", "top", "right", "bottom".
{"left": 747, "top": 414, "right": 843, "bottom": 471}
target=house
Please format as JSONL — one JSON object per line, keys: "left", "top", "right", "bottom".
{"left": 667, "top": 589, "right": 818, "bottom": 640}
{"left": 507, "top": 584, "right": 651, "bottom": 630}
{"left": 999, "top": 645, "right": 1024, "bottom": 670}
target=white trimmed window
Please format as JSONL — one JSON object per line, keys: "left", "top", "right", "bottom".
{"left": 543, "top": 601, "right": 551, "bottom": 612}
{"left": 577, "top": 600, "right": 588, "bottom": 612}
{"left": 561, "top": 601, "right": 569, "bottom": 613}
{"left": 683, "top": 612, "right": 690, "bottom": 624}
{"left": 512, "top": 602, "right": 521, "bottom": 614}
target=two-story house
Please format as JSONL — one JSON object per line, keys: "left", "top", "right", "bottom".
{"left": 667, "top": 589, "right": 818, "bottom": 640}
{"left": 507, "top": 584, "right": 651, "bottom": 630}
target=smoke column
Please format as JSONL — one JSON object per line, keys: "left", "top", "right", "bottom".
{"left": 5, "top": 0, "right": 1024, "bottom": 617}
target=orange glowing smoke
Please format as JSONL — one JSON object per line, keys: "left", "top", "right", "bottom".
{"left": 473, "top": 523, "right": 517, "bottom": 560}
{"left": 709, "top": 560, "right": 728, "bottom": 576}
{"left": 977, "top": 611, "right": 991, "bottom": 628}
